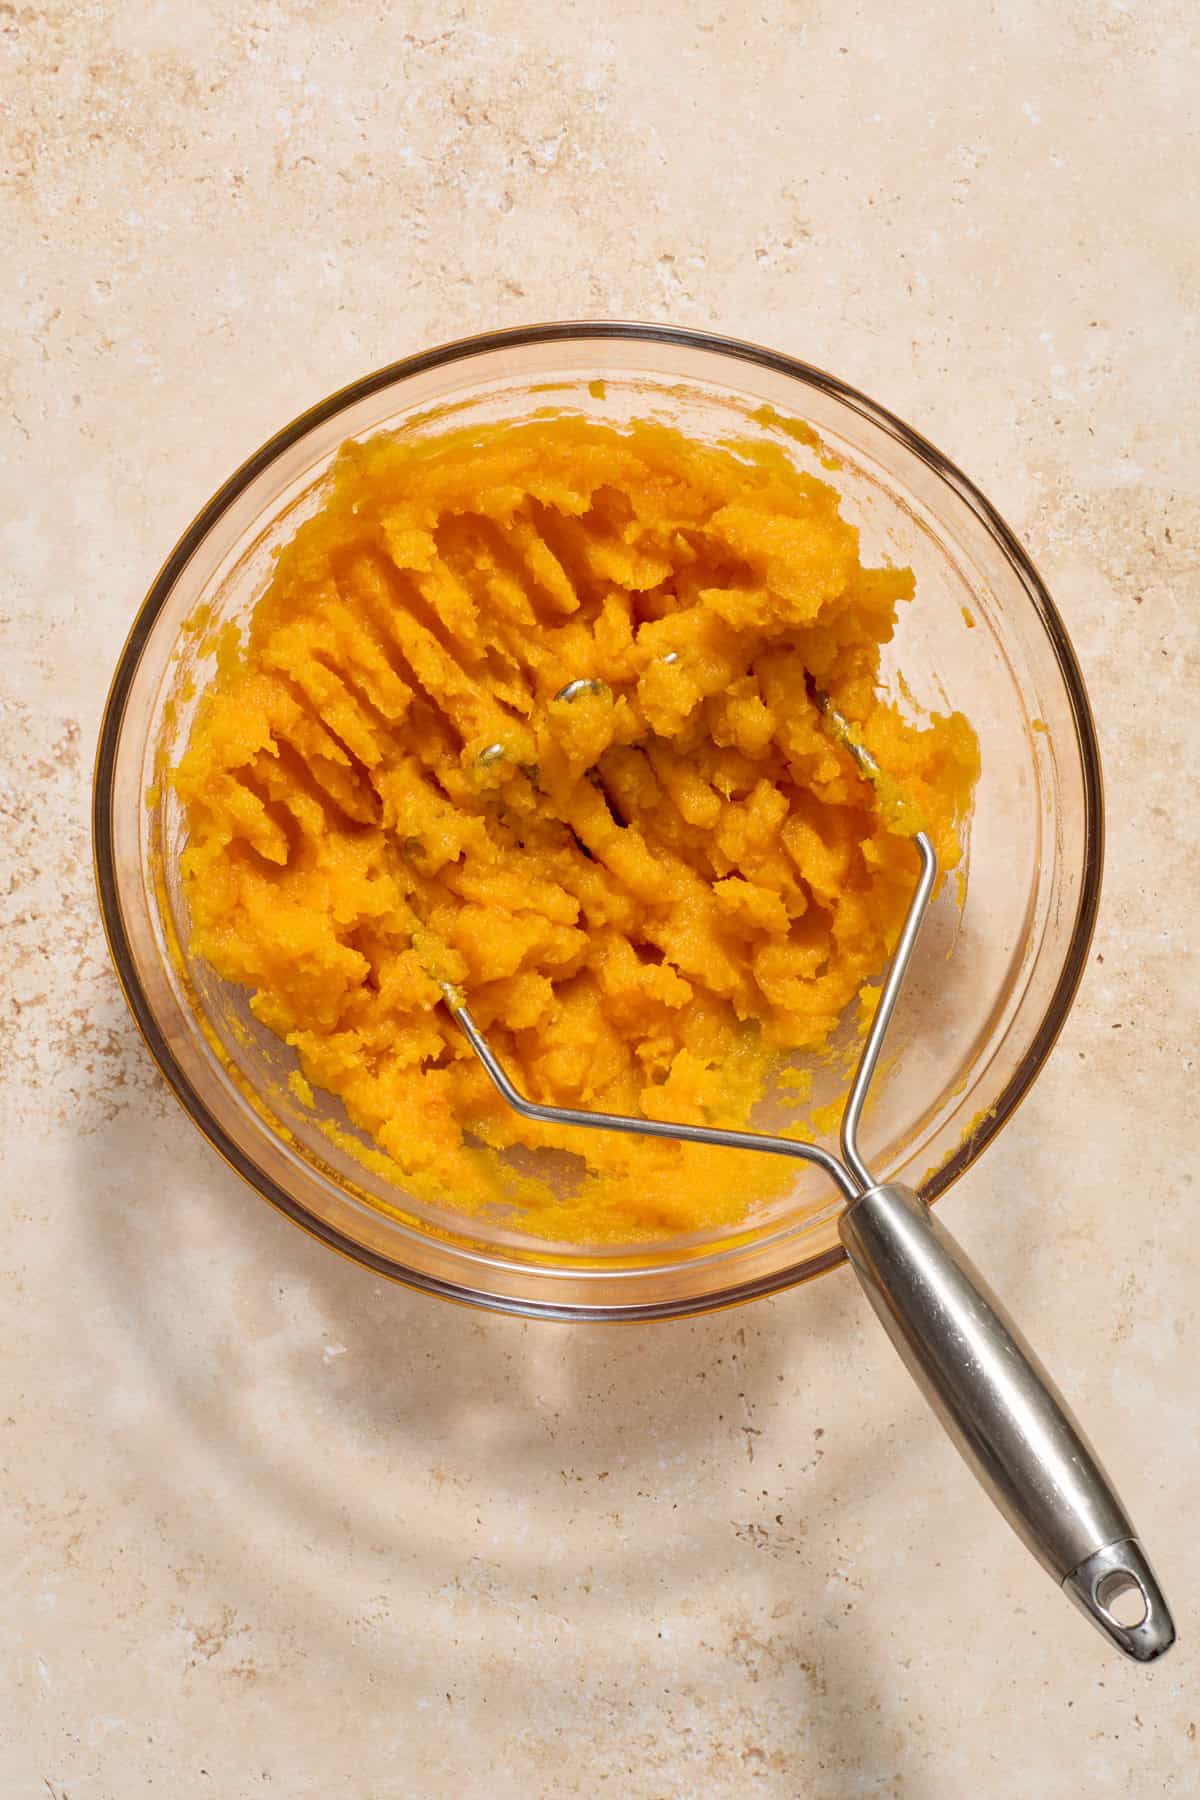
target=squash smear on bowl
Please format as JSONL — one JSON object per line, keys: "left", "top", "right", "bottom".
{"left": 173, "top": 416, "right": 978, "bottom": 1240}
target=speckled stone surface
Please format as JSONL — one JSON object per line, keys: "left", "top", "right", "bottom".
{"left": 3, "top": 3, "right": 1198, "bottom": 1794}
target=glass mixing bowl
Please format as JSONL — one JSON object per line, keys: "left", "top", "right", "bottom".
{"left": 93, "top": 323, "right": 1102, "bottom": 1319}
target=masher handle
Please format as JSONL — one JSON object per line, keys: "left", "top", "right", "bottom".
{"left": 839, "top": 1181, "right": 1174, "bottom": 1662}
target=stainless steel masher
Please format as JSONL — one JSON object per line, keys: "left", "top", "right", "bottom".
{"left": 436, "top": 686, "right": 1174, "bottom": 1663}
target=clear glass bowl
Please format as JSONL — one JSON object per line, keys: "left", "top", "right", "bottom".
{"left": 92, "top": 323, "right": 1102, "bottom": 1319}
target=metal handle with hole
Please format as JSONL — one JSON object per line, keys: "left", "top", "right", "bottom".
{"left": 839, "top": 1180, "right": 1175, "bottom": 1661}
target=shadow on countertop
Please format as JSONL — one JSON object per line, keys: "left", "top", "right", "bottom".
{"left": 67, "top": 991, "right": 1025, "bottom": 1789}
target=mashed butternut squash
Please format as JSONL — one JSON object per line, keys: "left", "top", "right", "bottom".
{"left": 174, "top": 415, "right": 978, "bottom": 1240}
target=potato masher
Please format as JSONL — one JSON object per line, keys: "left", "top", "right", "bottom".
{"left": 436, "top": 689, "right": 1175, "bottom": 1664}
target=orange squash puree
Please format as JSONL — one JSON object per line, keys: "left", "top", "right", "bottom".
{"left": 173, "top": 416, "right": 978, "bottom": 1240}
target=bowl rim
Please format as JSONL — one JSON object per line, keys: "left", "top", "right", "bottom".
{"left": 92, "top": 319, "right": 1104, "bottom": 1320}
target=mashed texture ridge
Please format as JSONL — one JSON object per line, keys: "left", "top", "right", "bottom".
{"left": 173, "top": 415, "right": 978, "bottom": 1238}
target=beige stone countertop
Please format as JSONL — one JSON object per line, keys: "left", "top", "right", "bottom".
{"left": 3, "top": 2, "right": 1197, "bottom": 1794}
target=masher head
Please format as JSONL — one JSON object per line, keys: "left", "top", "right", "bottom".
{"left": 435, "top": 684, "right": 938, "bottom": 1202}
